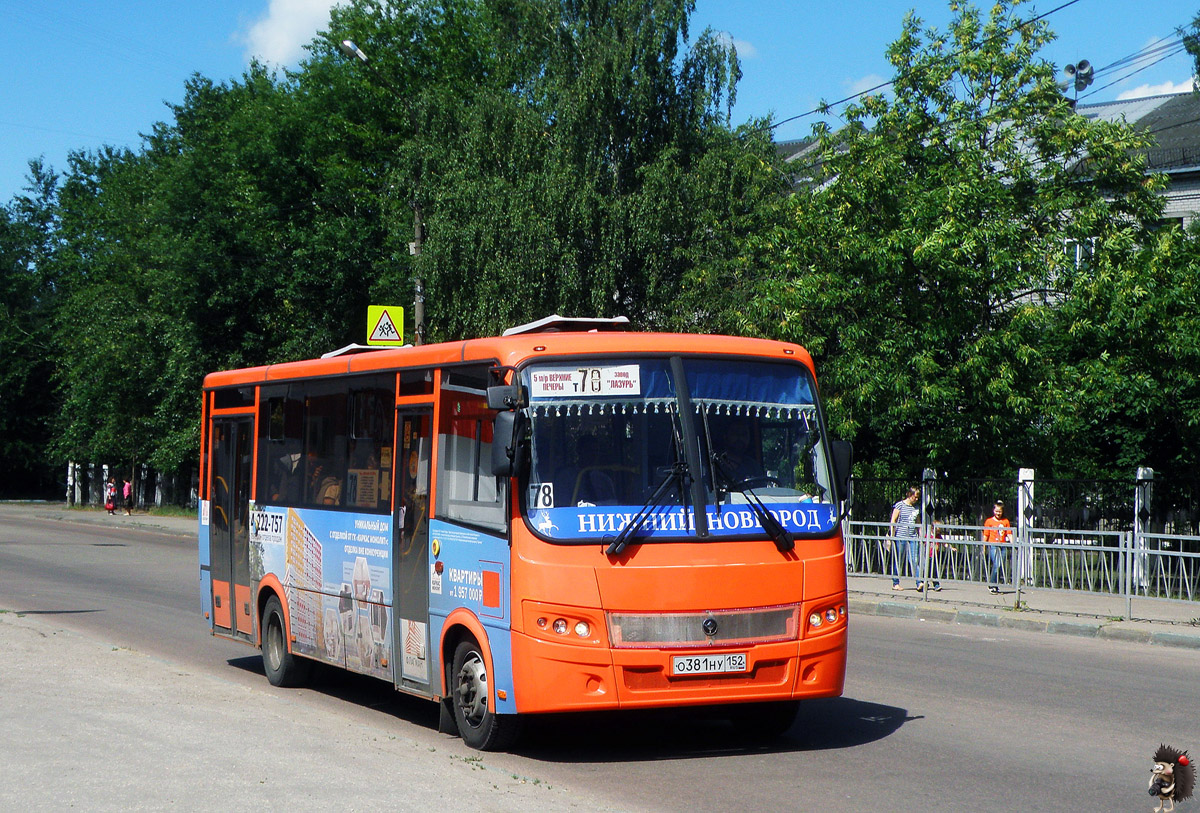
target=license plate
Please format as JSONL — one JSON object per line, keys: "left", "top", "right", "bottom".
{"left": 671, "top": 652, "right": 748, "bottom": 675}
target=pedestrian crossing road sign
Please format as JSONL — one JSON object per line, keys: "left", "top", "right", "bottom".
{"left": 367, "top": 306, "right": 405, "bottom": 345}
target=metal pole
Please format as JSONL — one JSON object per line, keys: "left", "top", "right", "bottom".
{"left": 1017, "top": 468, "right": 1035, "bottom": 607}
{"left": 410, "top": 202, "right": 425, "bottom": 346}
{"left": 339, "top": 40, "right": 428, "bottom": 347}
{"left": 921, "top": 468, "right": 936, "bottom": 601}
{"left": 1132, "top": 467, "right": 1154, "bottom": 618}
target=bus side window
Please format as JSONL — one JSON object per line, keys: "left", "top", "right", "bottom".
{"left": 259, "top": 392, "right": 304, "bottom": 504}
{"left": 436, "top": 367, "right": 507, "bottom": 533}
{"left": 346, "top": 386, "right": 394, "bottom": 513}
{"left": 304, "top": 393, "right": 347, "bottom": 508}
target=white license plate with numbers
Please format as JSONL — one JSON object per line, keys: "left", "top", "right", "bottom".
{"left": 671, "top": 653, "right": 747, "bottom": 675}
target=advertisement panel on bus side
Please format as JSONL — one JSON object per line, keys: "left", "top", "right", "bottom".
{"left": 427, "top": 518, "right": 516, "bottom": 715}
{"left": 250, "top": 503, "right": 393, "bottom": 681}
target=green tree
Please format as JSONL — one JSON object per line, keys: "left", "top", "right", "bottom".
{"left": 741, "top": 0, "right": 1164, "bottom": 478}
{"left": 0, "top": 162, "right": 62, "bottom": 496}
{"left": 316, "top": 0, "right": 757, "bottom": 339}
{"left": 51, "top": 147, "right": 169, "bottom": 472}
{"left": 1047, "top": 228, "right": 1200, "bottom": 481}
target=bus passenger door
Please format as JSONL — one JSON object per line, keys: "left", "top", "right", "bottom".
{"left": 209, "top": 417, "right": 255, "bottom": 642}
{"left": 394, "top": 409, "right": 433, "bottom": 693}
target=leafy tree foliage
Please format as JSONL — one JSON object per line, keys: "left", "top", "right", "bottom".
{"left": 0, "top": 162, "right": 61, "bottom": 495}
{"left": 740, "top": 0, "right": 1165, "bottom": 479}
{"left": 1047, "top": 229, "right": 1200, "bottom": 482}
{"left": 5, "top": 0, "right": 1200, "bottom": 495}
{"left": 309, "top": 0, "right": 753, "bottom": 339}
{"left": 25, "top": 0, "right": 767, "bottom": 479}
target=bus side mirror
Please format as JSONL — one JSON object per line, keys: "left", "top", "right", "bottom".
{"left": 487, "top": 384, "right": 523, "bottom": 410}
{"left": 831, "top": 440, "right": 853, "bottom": 500}
{"left": 491, "top": 410, "right": 523, "bottom": 477}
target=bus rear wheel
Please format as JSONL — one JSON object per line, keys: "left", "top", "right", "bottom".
{"left": 450, "top": 639, "right": 520, "bottom": 750}
{"left": 262, "top": 595, "right": 311, "bottom": 688}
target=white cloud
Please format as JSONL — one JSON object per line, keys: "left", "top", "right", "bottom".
{"left": 845, "top": 74, "right": 888, "bottom": 97}
{"left": 240, "top": 0, "right": 341, "bottom": 66}
{"left": 1116, "top": 78, "right": 1196, "bottom": 100}
{"left": 711, "top": 32, "right": 757, "bottom": 60}
{"left": 732, "top": 39, "right": 757, "bottom": 60}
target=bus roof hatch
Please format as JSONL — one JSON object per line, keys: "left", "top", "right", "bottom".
{"left": 502, "top": 314, "right": 631, "bottom": 336}
{"left": 321, "top": 343, "right": 406, "bottom": 358}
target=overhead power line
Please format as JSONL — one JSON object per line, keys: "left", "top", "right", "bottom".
{"left": 766, "top": 0, "right": 1085, "bottom": 133}
{"left": 1079, "top": 38, "right": 1192, "bottom": 101}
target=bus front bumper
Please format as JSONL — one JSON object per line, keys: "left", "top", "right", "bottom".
{"left": 510, "top": 628, "right": 846, "bottom": 714}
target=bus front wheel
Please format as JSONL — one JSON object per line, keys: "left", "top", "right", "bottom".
{"left": 262, "top": 595, "right": 311, "bottom": 688}
{"left": 450, "top": 639, "right": 520, "bottom": 750}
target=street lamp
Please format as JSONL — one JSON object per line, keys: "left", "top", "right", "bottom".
{"left": 338, "top": 38, "right": 426, "bottom": 345}
{"left": 339, "top": 39, "right": 368, "bottom": 64}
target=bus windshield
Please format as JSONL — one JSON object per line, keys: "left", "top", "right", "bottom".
{"left": 522, "top": 357, "right": 840, "bottom": 543}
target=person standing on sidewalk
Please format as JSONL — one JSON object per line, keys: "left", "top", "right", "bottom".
{"left": 983, "top": 500, "right": 1012, "bottom": 593}
{"left": 889, "top": 487, "right": 925, "bottom": 590}
{"left": 122, "top": 478, "right": 133, "bottom": 516}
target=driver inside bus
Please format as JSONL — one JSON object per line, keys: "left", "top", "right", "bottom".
{"left": 714, "top": 420, "right": 766, "bottom": 485}
{"left": 556, "top": 433, "right": 618, "bottom": 507}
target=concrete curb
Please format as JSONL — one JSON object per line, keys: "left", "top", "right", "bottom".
{"left": 849, "top": 593, "right": 1200, "bottom": 650}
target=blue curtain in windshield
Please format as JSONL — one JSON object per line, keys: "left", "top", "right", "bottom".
{"left": 684, "top": 360, "right": 814, "bottom": 406}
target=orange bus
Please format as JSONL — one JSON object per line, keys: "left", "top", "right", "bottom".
{"left": 198, "top": 316, "right": 851, "bottom": 749}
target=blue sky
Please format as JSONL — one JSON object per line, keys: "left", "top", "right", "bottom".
{"left": 2, "top": 0, "right": 1198, "bottom": 204}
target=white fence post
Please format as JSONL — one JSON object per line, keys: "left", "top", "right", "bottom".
{"left": 1133, "top": 467, "right": 1153, "bottom": 592}
{"left": 921, "top": 469, "right": 936, "bottom": 598}
{"left": 1017, "top": 468, "right": 1036, "bottom": 600}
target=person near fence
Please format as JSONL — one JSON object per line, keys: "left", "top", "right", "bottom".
{"left": 122, "top": 478, "right": 133, "bottom": 515}
{"left": 889, "top": 487, "right": 925, "bottom": 590}
{"left": 983, "top": 500, "right": 1012, "bottom": 593}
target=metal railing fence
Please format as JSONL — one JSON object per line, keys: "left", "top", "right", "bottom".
{"left": 1137, "top": 533, "right": 1200, "bottom": 603}
{"left": 846, "top": 521, "right": 1200, "bottom": 620}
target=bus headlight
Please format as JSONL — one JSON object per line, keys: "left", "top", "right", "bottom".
{"left": 524, "top": 601, "right": 604, "bottom": 646}
{"left": 806, "top": 603, "right": 847, "bottom": 636}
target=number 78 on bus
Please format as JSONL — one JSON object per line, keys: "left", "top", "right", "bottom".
{"left": 197, "top": 316, "right": 852, "bottom": 750}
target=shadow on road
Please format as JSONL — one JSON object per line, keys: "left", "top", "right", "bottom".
{"left": 226, "top": 654, "right": 910, "bottom": 761}
{"left": 514, "top": 696, "right": 912, "bottom": 762}
{"left": 226, "top": 655, "right": 441, "bottom": 728}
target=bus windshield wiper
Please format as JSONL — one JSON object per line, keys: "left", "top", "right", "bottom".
{"left": 605, "top": 461, "right": 688, "bottom": 557}
{"left": 698, "top": 404, "right": 793, "bottom": 553}
{"left": 709, "top": 453, "right": 795, "bottom": 553}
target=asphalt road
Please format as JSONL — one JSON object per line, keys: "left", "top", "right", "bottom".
{"left": 2, "top": 510, "right": 1198, "bottom": 812}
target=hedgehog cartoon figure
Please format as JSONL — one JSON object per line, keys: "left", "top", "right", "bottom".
{"left": 1150, "top": 744, "right": 1195, "bottom": 813}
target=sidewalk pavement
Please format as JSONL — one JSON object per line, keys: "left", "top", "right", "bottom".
{"left": 0, "top": 500, "right": 196, "bottom": 538}
{"left": 849, "top": 574, "right": 1200, "bottom": 649}
{"left": 7, "top": 502, "right": 1199, "bottom": 650}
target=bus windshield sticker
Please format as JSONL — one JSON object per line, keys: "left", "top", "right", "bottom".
{"left": 529, "top": 482, "right": 554, "bottom": 509}
{"left": 530, "top": 365, "right": 641, "bottom": 399}
{"left": 528, "top": 503, "right": 838, "bottom": 540}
